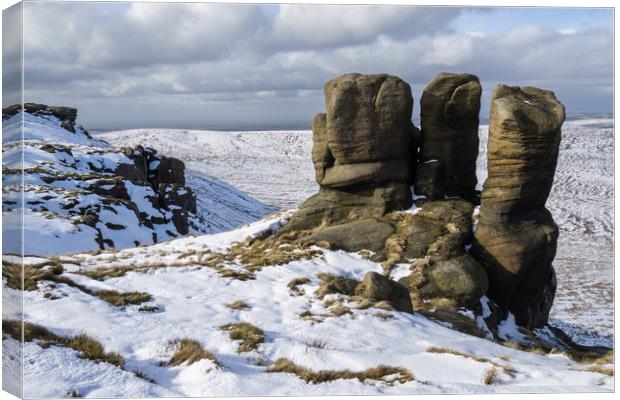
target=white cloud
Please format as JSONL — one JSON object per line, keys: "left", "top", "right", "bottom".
{"left": 558, "top": 28, "right": 577, "bottom": 35}
{"left": 13, "top": 3, "right": 613, "bottom": 128}
{"left": 422, "top": 34, "right": 475, "bottom": 66}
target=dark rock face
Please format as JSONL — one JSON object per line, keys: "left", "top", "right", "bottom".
{"left": 149, "top": 156, "right": 186, "bottom": 187}
{"left": 312, "top": 73, "right": 415, "bottom": 188}
{"left": 158, "top": 184, "right": 196, "bottom": 234}
{"left": 357, "top": 272, "right": 413, "bottom": 313}
{"left": 4, "top": 102, "right": 198, "bottom": 243}
{"left": 417, "top": 73, "right": 481, "bottom": 200}
{"left": 403, "top": 255, "right": 489, "bottom": 306}
{"left": 285, "top": 73, "right": 417, "bottom": 234}
{"left": 281, "top": 74, "right": 564, "bottom": 328}
{"left": 302, "top": 218, "right": 395, "bottom": 253}
{"left": 472, "top": 85, "right": 565, "bottom": 329}
{"left": 398, "top": 199, "right": 488, "bottom": 307}
{"left": 3, "top": 103, "right": 84, "bottom": 136}
{"left": 283, "top": 184, "right": 412, "bottom": 233}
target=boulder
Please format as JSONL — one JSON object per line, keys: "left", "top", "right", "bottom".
{"left": 315, "top": 73, "right": 415, "bottom": 188}
{"left": 400, "top": 199, "right": 474, "bottom": 259}
{"left": 417, "top": 73, "right": 481, "bottom": 200}
{"left": 424, "top": 255, "right": 488, "bottom": 306}
{"left": 283, "top": 184, "right": 412, "bottom": 233}
{"left": 148, "top": 156, "right": 186, "bottom": 186}
{"left": 400, "top": 255, "right": 488, "bottom": 307}
{"left": 472, "top": 85, "right": 565, "bottom": 329}
{"left": 357, "top": 272, "right": 413, "bottom": 313}
{"left": 302, "top": 218, "right": 394, "bottom": 253}
{"left": 395, "top": 199, "right": 486, "bottom": 307}
{"left": 116, "top": 146, "right": 149, "bottom": 182}
{"left": 479, "top": 85, "right": 564, "bottom": 220}
{"left": 285, "top": 73, "right": 417, "bottom": 233}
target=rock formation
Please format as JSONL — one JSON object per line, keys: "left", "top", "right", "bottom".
{"left": 472, "top": 85, "right": 565, "bottom": 329}
{"left": 117, "top": 145, "right": 195, "bottom": 234}
{"left": 280, "top": 74, "right": 563, "bottom": 328}
{"left": 4, "top": 103, "right": 198, "bottom": 248}
{"left": 3, "top": 103, "right": 85, "bottom": 135}
{"left": 398, "top": 199, "right": 488, "bottom": 307}
{"left": 416, "top": 73, "right": 481, "bottom": 201}
{"left": 284, "top": 73, "right": 417, "bottom": 233}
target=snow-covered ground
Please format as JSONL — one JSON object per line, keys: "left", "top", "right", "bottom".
{"left": 96, "top": 129, "right": 316, "bottom": 210}
{"left": 4, "top": 215, "right": 614, "bottom": 397}
{"left": 2, "top": 117, "right": 612, "bottom": 397}
{"left": 2, "top": 112, "right": 274, "bottom": 255}
{"left": 98, "top": 118, "right": 614, "bottom": 345}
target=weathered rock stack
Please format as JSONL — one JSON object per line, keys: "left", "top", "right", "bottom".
{"left": 473, "top": 85, "right": 565, "bottom": 329}
{"left": 416, "top": 73, "right": 481, "bottom": 201}
{"left": 284, "top": 73, "right": 416, "bottom": 232}
{"left": 282, "top": 73, "right": 564, "bottom": 329}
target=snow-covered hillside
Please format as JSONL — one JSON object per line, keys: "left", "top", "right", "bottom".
{"left": 2, "top": 117, "right": 612, "bottom": 397}
{"left": 1, "top": 109, "right": 273, "bottom": 255}
{"left": 96, "top": 129, "right": 316, "bottom": 210}
{"left": 3, "top": 215, "right": 613, "bottom": 397}
{"left": 98, "top": 119, "right": 614, "bottom": 343}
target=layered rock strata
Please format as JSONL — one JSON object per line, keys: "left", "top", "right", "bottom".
{"left": 284, "top": 73, "right": 417, "bottom": 232}
{"left": 416, "top": 73, "right": 481, "bottom": 201}
{"left": 472, "top": 85, "right": 565, "bottom": 329}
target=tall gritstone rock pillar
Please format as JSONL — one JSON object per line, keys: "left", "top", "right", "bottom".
{"left": 416, "top": 73, "right": 481, "bottom": 201}
{"left": 472, "top": 85, "right": 565, "bottom": 329}
{"left": 283, "top": 73, "right": 417, "bottom": 233}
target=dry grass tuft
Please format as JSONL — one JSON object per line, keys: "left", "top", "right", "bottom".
{"left": 132, "top": 369, "right": 156, "bottom": 383}
{"left": 225, "top": 300, "right": 250, "bottom": 310}
{"left": 301, "top": 334, "right": 329, "bottom": 350}
{"left": 372, "top": 312, "right": 394, "bottom": 320}
{"left": 325, "top": 303, "right": 352, "bottom": 317}
{"left": 381, "top": 235, "right": 407, "bottom": 276}
{"left": 315, "top": 273, "right": 359, "bottom": 299}
{"left": 168, "top": 339, "right": 221, "bottom": 367}
{"left": 583, "top": 364, "right": 614, "bottom": 377}
{"left": 95, "top": 290, "right": 152, "bottom": 307}
{"left": 220, "top": 322, "right": 265, "bottom": 353}
{"left": 67, "top": 334, "right": 126, "bottom": 368}
{"left": 2, "top": 260, "right": 151, "bottom": 307}
{"left": 2, "top": 320, "right": 125, "bottom": 369}
{"left": 299, "top": 310, "right": 323, "bottom": 323}
{"left": 266, "top": 358, "right": 414, "bottom": 385}
{"left": 482, "top": 366, "right": 499, "bottom": 385}
{"left": 76, "top": 231, "right": 323, "bottom": 282}
{"left": 287, "top": 277, "right": 311, "bottom": 296}
{"left": 426, "top": 346, "right": 514, "bottom": 376}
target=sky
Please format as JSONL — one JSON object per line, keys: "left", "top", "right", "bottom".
{"left": 2, "top": 2, "right": 614, "bottom": 129}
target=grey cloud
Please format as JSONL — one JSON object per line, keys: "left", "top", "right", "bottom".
{"left": 16, "top": 3, "right": 613, "bottom": 128}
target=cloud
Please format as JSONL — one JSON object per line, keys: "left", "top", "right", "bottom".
{"left": 14, "top": 3, "right": 613, "bottom": 128}
{"left": 268, "top": 5, "right": 461, "bottom": 50}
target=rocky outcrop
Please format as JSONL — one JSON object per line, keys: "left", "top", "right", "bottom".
{"left": 4, "top": 103, "right": 199, "bottom": 250}
{"left": 3, "top": 103, "right": 84, "bottom": 135}
{"left": 398, "top": 199, "right": 488, "bottom": 307}
{"left": 284, "top": 73, "right": 417, "bottom": 236}
{"left": 312, "top": 73, "right": 415, "bottom": 188}
{"left": 416, "top": 73, "right": 481, "bottom": 201}
{"left": 279, "top": 74, "right": 564, "bottom": 328}
{"left": 472, "top": 85, "right": 565, "bottom": 329}
{"left": 357, "top": 272, "right": 413, "bottom": 313}
{"left": 115, "top": 145, "right": 195, "bottom": 235}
